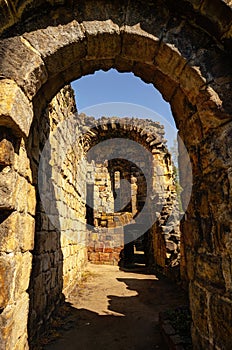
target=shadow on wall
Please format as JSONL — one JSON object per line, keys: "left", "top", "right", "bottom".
{"left": 27, "top": 107, "right": 64, "bottom": 345}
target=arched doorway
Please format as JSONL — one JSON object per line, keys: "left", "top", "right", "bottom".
{"left": 0, "top": 1, "right": 231, "bottom": 349}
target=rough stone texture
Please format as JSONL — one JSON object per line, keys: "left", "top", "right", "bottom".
{"left": 0, "top": 1, "right": 231, "bottom": 349}
{"left": 27, "top": 85, "right": 88, "bottom": 343}
{"left": 76, "top": 115, "right": 180, "bottom": 268}
{"left": 0, "top": 130, "right": 14, "bottom": 166}
{"left": 26, "top": 87, "right": 181, "bottom": 344}
{"left": 23, "top": 21, "right": 86, "bottom": 78}
{"left": 0, "top": 36, "right": 48, "bottom": 100}
{"left": 0, "top": 90, "right": 35, "bottom": 349}
{"left": 0, "top": 79, "right": 33, "bottom": 136}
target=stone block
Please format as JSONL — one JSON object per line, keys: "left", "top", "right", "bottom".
{"left": 14, "top": 175, "right": 31, "bottom": 213}
{"left": 155, "top": 42, "right": 186, "bottom": 84}
{"left": 23, "top": 21, "right": 86, "bottom": 76}
{"left": 122, "top": 25, "right": 159, "bottom": 62}
{"left": 14, "top": 138, "right": 33, "bottom": 182}
{"left": 95, "top": 242, "right": 104, "bottom": 252}
{"left": 0, "top": 254, "right": 15, "bottom": 309}
{"left": 27, "top": 184, "right": 36, "bottom": 216}
{"left": 166, "top": 240, "right": 178, "bottom": 252}
{"left": 189, "top": 282, "right": 209, "bottom": 337}
{"left": 104, "top": 247, "right": 113, "bottom": 253}
{"left": 182, "top": 61, "right": 208, "bottom": 102}
{"left": 88, "top": 252, "right": 100, "bottom": 262}
{"left": 210, "top": 294, "right": 232, "bottom": 349}
{"left": 0, "top": 211, "right": 34, "bottom": 253}
{"left": 111, "top": 252, "right": 120, "bottom": 262}
{"left": 0, "top": 305, "right": 14, "bottom": 349}
{"left": 181, "top": 218, "right": 201, "bottom": 248}
{"left": 184, "top": 247, "right": 196, "bottom": 281}
{"left": 99, "top": 252, "right": 110, "bottom": 262}
{"left": 44, "top": 231, "right": 59, "bottom": 252}
{"left": 0, "top": 168, "right": 17, "bottom": 210}
{"left": 196, "top": 254, "right": 224, "bottom": 289}
{"left": 200, "top": 0, "right": 232, "bottom": 34}
{"left": 14, "top": 252, "right": 32, "bottom": 299}
{"left": 0, "top": 211, "right": 17, "bottom": 252}
{"left": 42, "top": 253, "right": 51, "bottom": 272}
{"left": 0, "top": 292, "right": 29, "bottom": 350}
{"left": 0, "top": 79, "right": 33, "bottom": 136}
{"left": 34, "top": 232, "right": 47, "bottom": 254}
{"left": 17, "top": 214, "right": 35, "bottom": 252}
{"left": 32, "top": 255, "right": 43, "bottom": 278}
{"left": 222, "top": 255, "right": 232, "bottom": 293}
{"left": 0, "top": 36, "right": 48, "bottom": 99}
{"left": 33, "top": 274, "right": 46, "bottom": 315}
{"left": 0, "top": 138, "right": 14, "bottom": 166}
{"left": 12, "top": 333, "right": 29, "bottom": 350}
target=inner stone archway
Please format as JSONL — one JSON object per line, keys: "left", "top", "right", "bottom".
{"left": 0, "top": 1, "right": 232, "bottom": 349}
{"left": 27, "top": 87, "right": 181, "bottom": 344}
{"left": 80, "top": 114, "right": 180, "bottom": 269}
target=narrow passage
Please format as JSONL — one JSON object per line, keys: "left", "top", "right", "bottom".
{"left": 44, "top": 264, "right": 187, "bottom": 350}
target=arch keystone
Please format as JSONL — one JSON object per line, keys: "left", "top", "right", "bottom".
{"left": 83, "top": 20, "right": 121, "bottom": 59}
{"left": 121, "top": 24, "right": 159, "bottom": 63}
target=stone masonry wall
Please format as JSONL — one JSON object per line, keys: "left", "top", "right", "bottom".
{"left": 0, "top": 131, "right": 36, "bottom": 348}
{"left": 80, "top": 116, "right": 181, "bottom": 270}
{"left": 27, "top": 86, "right": 88, "bottom": 342}
{"left": 0, "top": 83, "right": 181, "bottom": 349}
{"left": 0, "top": 2, "right": 232, "bottom": 349}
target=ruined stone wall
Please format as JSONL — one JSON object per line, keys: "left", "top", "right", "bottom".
{"left": 27, "top": 86, "right": 88, "bottom": 342}
{"left": 0, "top": 1, "right": 232, "bottom": 349}
{"left": 80, "top": 116, "right": 180, "bottom": 269}
{"left": 93, "top": 161, "right": 114, "bottom": 222}
{"left": 0, "top": 131, "right": 36, "bottom": 348}
{"left": 150, "top": 150, "right": 181, "bottom": 275}
{"left": 0, "top": 85, "right": 180, "bottom": 348}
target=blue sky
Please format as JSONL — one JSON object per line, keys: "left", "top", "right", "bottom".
{"left": 71, "top": 69, "right": 177, "bottom": 148}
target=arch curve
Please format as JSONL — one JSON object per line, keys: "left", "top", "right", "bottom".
{"left": 0, "top": 2, "right": 232, "bottom": 349}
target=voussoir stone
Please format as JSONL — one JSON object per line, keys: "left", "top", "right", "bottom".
{"left": 83, "top": 20, "right": 121, "bottom": 59}
{"left": 23, "top": 21, "right": 87, "bottom": 76}
{"left": 121, "top": 24, "right": 159, "bottom": 63}
{"left": 0, "top": 36, "right": 48, "bottom": 99}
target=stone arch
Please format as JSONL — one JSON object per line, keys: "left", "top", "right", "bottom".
{"left": 0, "top": 1, "right": 232, "bottom": 349}
{"left": 77, "top": 115, "right": 179, "bottom": 269}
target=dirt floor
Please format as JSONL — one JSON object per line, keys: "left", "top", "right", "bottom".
{"left": 43, "top": 264, "right": 187, "bottom": 350}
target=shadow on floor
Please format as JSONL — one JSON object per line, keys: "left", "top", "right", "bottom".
{"left": 33, "top": 268, "right": 187, "bottom": 350}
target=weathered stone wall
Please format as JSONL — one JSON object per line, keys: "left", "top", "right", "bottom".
{"left": 79, "top": 116, "right": 180, "bottom": 269}
{"left": 27, "top": 85, "right": 88, "bottom": 342}
{"left": 0, "top": 1, "right": 232, "bottom": 349}
{"left": 92, "top": 160, "right": 115, "bottom": 221}
{"left": 151, "top": 150, "right": 181, "bottom": 272}
{"left": 0, "top": 131, "right": 36, "bottom": 348}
